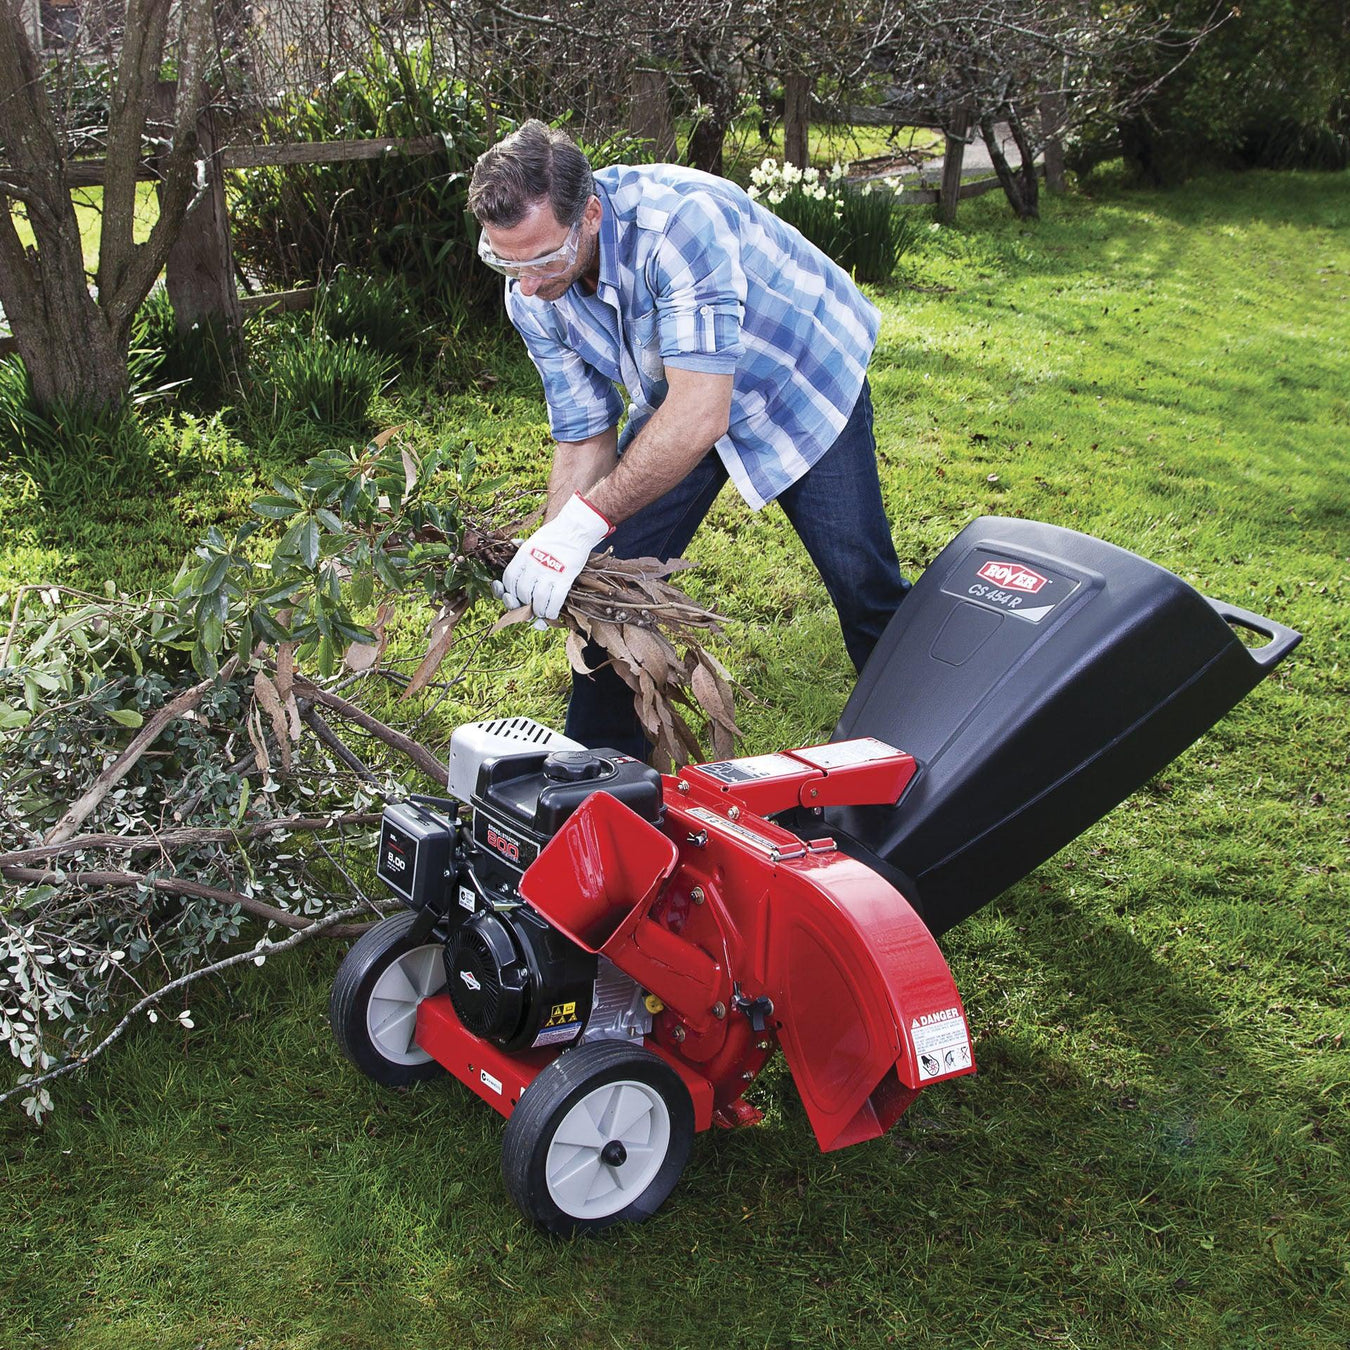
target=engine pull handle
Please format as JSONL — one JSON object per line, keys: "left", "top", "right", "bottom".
{"left": 1205, "top": 598, "right": 1302, "bottom": 672}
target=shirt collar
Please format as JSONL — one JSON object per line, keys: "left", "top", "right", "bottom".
{"left": 593, "top": 179, "right": 621, "bottom": 296}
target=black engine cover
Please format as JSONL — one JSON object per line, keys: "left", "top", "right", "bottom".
{"left": 445, "top": 907, "right": 596, "bottom": 1052}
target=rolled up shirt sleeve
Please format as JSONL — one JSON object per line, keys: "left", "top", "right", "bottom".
{"left": 651, "top": 195, "right": 747, "bottom": 376}
{"left": 506, "top": 285, "right": 622, "bottom": 442}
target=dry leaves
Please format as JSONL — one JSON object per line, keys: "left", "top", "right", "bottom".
{"left": 404, "top": 523, "right": 740, "bottom": 769}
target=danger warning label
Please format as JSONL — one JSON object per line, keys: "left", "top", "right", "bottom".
{"left": 910, "top": 1006, "right": 973, "bottom": 1081}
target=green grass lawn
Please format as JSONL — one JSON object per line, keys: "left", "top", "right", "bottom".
{"left": 2, "top": 169, "right": 1348, "bottom": 1349}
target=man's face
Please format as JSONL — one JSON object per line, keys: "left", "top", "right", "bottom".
{"left": 480, "top": 195, "right": 602, "bottom": 302}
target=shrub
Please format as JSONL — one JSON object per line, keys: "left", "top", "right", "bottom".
{"left": 228, "top": 42, "right": 501, "bottom": 320}
{"left": 133, "top": 286, "right": 239, "bottom": 407}
{"left": 244, "top": 322, "right": 392, "bottom": 434}
{"left": 748, "top": 159, "right": 919, "bottom": 284}
{"left": 317, "top": 272, "right": 430, "bottom": 370}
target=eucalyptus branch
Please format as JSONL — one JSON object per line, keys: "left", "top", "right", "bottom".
{"left": 1, "top": 864, "right": 373, "bottom": 938}
{"left": 0, "top": 899, "right": 380, "bottom": 1111}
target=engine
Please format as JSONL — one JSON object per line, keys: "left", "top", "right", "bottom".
{"left": 374, "top": 718, "right": 664, "bottom": 1053}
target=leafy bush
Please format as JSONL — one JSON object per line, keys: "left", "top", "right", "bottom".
{"left": 134, "top": 286, "right": 240, "bottom": 407}
{"left": 318, "top": 272, "right": 430, "bottom": 369}
{"left": 748, "top": 159, "right": 919, "bottom": 283}
{"left": 244, "top": 321, "right": 392, "bottom": 434}
{"left": 228, "top": 42, "right": 502, "bottom": 320}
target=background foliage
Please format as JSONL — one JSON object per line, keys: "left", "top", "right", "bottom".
{"left": 1, "top": 168, "right": 1346, "bottom": 1346}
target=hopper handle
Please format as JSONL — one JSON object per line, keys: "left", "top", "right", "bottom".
{"left": 1205, "top": 599, "right": 1303, "bottom": 672}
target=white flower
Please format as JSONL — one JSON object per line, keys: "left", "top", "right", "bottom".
{"left": 803, "top": 166, "right": 820, "bottom": 185}
{"left": 177, "top": 1009, "right": 194, "bottom": 1029}
{"left": 781, "top": 162, "right": 802, "bottom": 185}
{"left": 829, "top": 161, "right": 847, "bottom": 182}
{"left": 747, "top": 185, "right": 761, "bottom": 200}
{"left": 768, "top": 188, "right": 786, "bottom": 205}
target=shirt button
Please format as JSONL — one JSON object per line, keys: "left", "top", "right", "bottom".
{"left": 699, "top": 305, "right": 712, "bottom": 315}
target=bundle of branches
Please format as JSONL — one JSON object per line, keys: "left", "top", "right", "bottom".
{"left": 0, "top": 430, "right": 737, "bottom": 1118}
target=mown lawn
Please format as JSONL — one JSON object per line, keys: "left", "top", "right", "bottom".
{"left": 1, "top": 169, "right": 1347, "bottom": 1350}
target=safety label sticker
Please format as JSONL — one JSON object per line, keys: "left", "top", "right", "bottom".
{"left": 910, "top": 1006, "right": 973, "bottom": 1081}
{"left": 697, "top": 753, "right": 806, "bottom": 784}
{"left": 791, "top": 737, "right": 903, "bottom": 769}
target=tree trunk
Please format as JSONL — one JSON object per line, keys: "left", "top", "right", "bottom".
{"left": 1006, "top": 104, "right": 1041, "bottom": 217}
{"left": 1039, "top": 91, "right": 1067, "bottom": 193}
{"left": 938, "top": 108, "right": 969, "bottom": 225}
{"left": 979, "top": 112, "right": 1038, "bottom": 220}
{"left": 683, "top": 35, "right": 732, "bottom": 176}
{"left": 628, "top": 67, "right": 677, "bottom": 162}
{"left": 0, "top": 0, "right": 214, "bottom": 414}
{"left": 783, "top": 73, "right": 810, "bottom": 169}
{"left": 157, "top": 86, "right": 242, "bottom": 347}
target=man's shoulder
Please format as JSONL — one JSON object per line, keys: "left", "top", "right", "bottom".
{"left": 598, "top": 163, "right": 745, "bottom": 233}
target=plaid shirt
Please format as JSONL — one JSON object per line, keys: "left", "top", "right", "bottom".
{"left": 504, "top": 164, "right": 880, "bottom": 510}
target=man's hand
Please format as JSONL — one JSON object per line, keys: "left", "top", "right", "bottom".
{"left": 498, "top": 493, "right": 613, "bottom": 621}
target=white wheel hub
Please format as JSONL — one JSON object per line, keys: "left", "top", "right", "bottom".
{"left": 545, "top": 1078, "right": 672, "bottom": 1220}
{"left": 366, "top": 943, "right": 446, "bottom": 1065}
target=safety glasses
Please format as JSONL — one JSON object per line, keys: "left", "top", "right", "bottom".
{"left": 476, "top": 218, "right": 584, "bottom": 279}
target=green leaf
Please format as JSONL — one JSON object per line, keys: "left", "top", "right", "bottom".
{"left": 0, "top": 703, "right": 32, "bottom": 730}
{"left": 200, "top": 553, "right": 230, "bottom": 596}
{"left": 349, "top": 569, "right": 374, "bottom": 610}
{"left": 314, "top": 508, "right": 345, "bottom": 533}
{"left": 372, "top": 548, "right": 404, "bottom": 591}
{"left": 107, "top": 708, "right": 145, "bottom": 729}
{"left": 252, "top": 495, "right": 300, "bottom": 521}
{"left": 299, "top": 518, "right": 321, "bottom": 570}
{"left": 458, "top": 441, "right": 477, "bottom": 487}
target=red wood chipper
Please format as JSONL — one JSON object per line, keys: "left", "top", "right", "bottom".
{"left": 329, "top": 517, "right": 1300, "bottom": 1233}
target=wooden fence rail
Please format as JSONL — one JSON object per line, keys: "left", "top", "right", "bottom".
{"left": 1, "top": 118, "right": 1045, "bottom": 362}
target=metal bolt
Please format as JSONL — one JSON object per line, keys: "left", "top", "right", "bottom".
{"left": 742, "top": 1071, "right": 754, "bottom": 1082}
{"left": 672, "top": 1025, "right": 687, "bottom": 1043}
{"left": 712, "top": 1001, "right": 726, "bottom": 1020}
{"left": 809, "top": 788, "right": 819, "bottom": 799}
{"left": 756, "top": 1040, "right": 770, "bottom": 1051}
{"left": 728, "top": 806, "right": 741, "bottom": 821}
{"left": 690, "top": 886, "right": 705, "bottom": 904}
{"left": 677, "top": 779, "right": 690, "bottom": 794}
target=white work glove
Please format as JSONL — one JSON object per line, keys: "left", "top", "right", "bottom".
{"left": 496, "top": 493, "right": 613, "bottom": 622}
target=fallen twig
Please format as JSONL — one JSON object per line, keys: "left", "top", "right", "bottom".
{"left": 44, "top": 655, "right": 241, "bottom": 846}
{"left": 0, "top": 864, "right": 374, "bottom": 939}
{"left": 0, "top": 897, "right": 380, "bottom": 1110}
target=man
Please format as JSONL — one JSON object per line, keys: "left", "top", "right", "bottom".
{"left": 468, "top": 120, "right": 909, "bottom": 758}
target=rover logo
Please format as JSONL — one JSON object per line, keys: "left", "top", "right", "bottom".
{"left": 485, "top": 825, "right": 521, "bottom": 863}
{"left": 977, "top": 560, "right": 1048, "bottom": 594}
{"left": 530, "top": 547, "right": 565, "bottom": 573}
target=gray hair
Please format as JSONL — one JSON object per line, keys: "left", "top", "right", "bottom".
{"left": 468, "top": 119, "right": 596, "bottom": 229}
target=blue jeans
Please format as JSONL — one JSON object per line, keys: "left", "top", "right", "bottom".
{"left": 565, "top": 379, "right": 910, "bottom": 758}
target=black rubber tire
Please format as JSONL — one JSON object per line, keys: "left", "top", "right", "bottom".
{"left": 329, "top": 911, "right": 446, "bottom": 1086}
{"left": 501, "top": 1041, "right": 694, "bottom": 1235}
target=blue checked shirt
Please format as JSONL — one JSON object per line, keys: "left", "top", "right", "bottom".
{"left": 503, "top": 164, "right": 881, "bottom": 510}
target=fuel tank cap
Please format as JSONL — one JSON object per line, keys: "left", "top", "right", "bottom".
{"left": 542, "top": 750, "right": 610, "bottom": 783}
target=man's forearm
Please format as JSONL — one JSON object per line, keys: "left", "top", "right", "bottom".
{"left": 545, "top": 427, "right": 619, "bottom": 520}
{"left": 585, "top": 369, "right": 733, "bottom": 526}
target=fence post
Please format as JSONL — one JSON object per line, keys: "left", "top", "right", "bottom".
{"left": 156, "top": 82, "right": 242, "bottom": 342}
{"left": 628, "top": 68, "right": 677, "bottom": 163}
{"left": 783, "top": 73, "right": 810, "bottom": 169}
{"left": 938, "top": 108, "right": 969, "bottom": 225}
